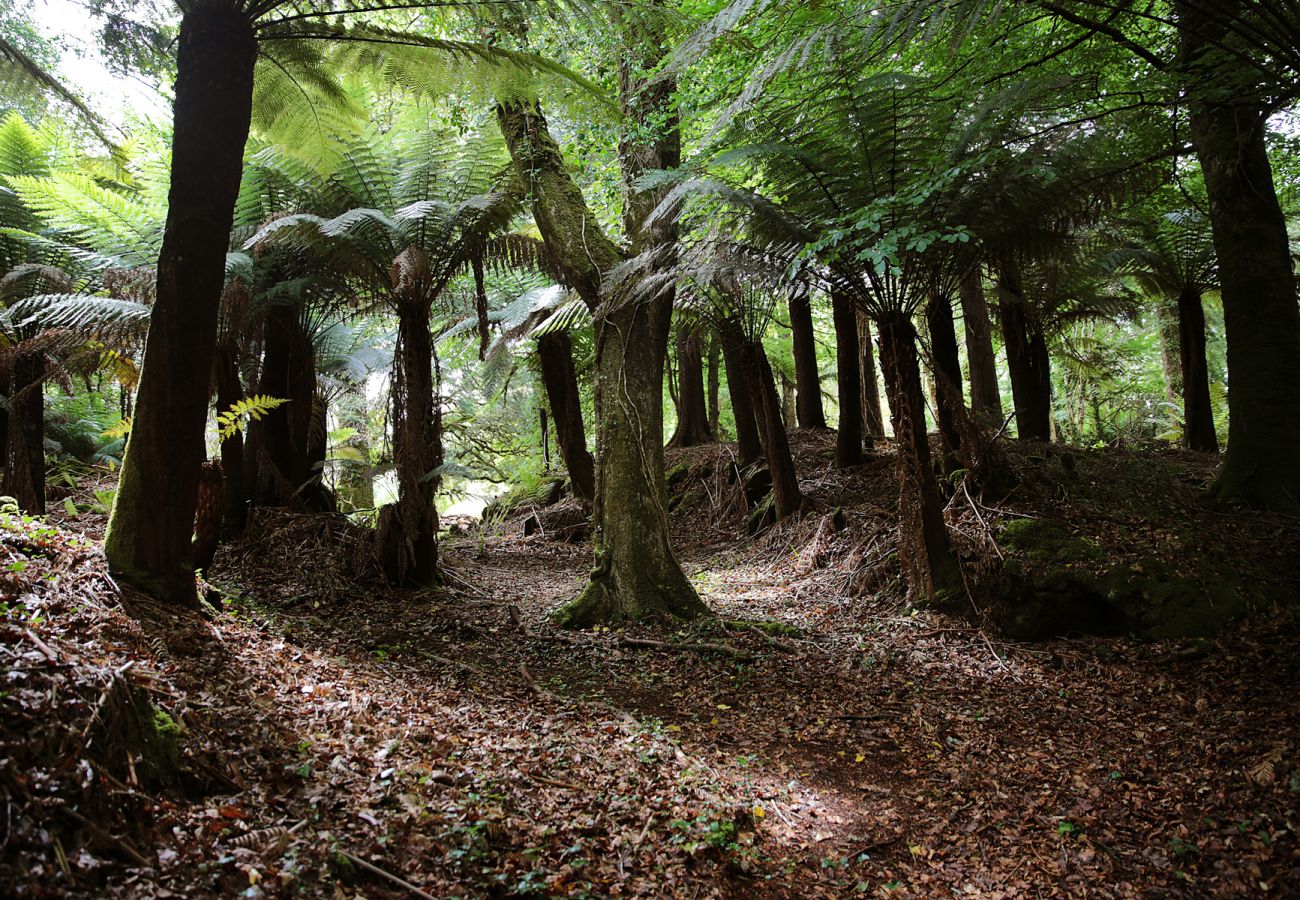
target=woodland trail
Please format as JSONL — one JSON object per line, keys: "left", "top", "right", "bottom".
{"left": 202, "top": 516, "right": 1299, "bottom": 897}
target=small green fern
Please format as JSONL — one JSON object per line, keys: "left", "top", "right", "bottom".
{"left": 217, "top": 395, "right": 289, "bottom": 442}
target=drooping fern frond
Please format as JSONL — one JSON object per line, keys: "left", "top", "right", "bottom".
{"left": 217, "top": 394, "right": 290, "bottom": 442}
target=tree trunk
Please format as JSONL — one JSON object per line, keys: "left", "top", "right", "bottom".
{"left": 383, "top": 304, "right": 439, "bottom": 586}
{"left": 706, "top": 330, "right": 721, "bottom": 435}
{"left": 251, "top": 302, "right": 316, "bottom": 506}
{"left": 876, "top": 312, "right": 961, "bottom": 600}
{"left": 498, "top": 95, "right": 704, "bottom": 626}
{"left": 857, "top": 311, "right": 885, "bottom": 440}
{"left": 191, "top": 460, "right": 223, "bottom": 572}
{"left": 472, "top": 250, "right": 490, "bottom": 361}
{"left": 926, "top": 293, "right": 966, "bottom": 475}
{"left": 336, "top": 384, "right": 373, "bottom": 512}
{"left": 780, "top": 372, "right": 796, "bottom": 430}
{"left": 536, "top": 330, "right": 595, "bottom": 501}
{"left": 214, "top": 344, "right": 246, "bottom": 535}
{"left": 745, "top": 339, "right": 805, "bottom": 519}
{"left": 788, "top": 288, "right": 827, "bottom": 429}
{"left": 958, "top": 268, "right": 1003, "bottom": 424}
{"left": 1178, "top": 7, "right": 1298, "bottom": 505}
{"left": 831, "top": 290, "right": 864, "bottom": 467}
{"left": 104, "top": 8, "right": 257, "bottom": 607}
{"left": 996, "top": 261, "right": 1052, "bottom": 442}
{"left": 3, "top": 351, "right": 45, "bottom": 514}
{"left": 719, "top": 320, "right": 763, "bottom": 466}
{"left": 1176, "top": 285, "right": 1218, "bottom": 453}
{"left": 668, "top": 324, "right": 713, "bottom": 447}
{"left": 1155, "top": 297, "right": 1183, "bottom": 404}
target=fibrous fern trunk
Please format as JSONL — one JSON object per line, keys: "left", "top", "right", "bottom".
{"left": 789, "top": 288, "right": 827, "bottom": 429}
{"left": 1180, "top": 0, "right": 1299, "bottom": 508}
{"left": 380, "top": 303, "right": 439, "bottom": 586}
{"left": 1176, "top": 285, "right": 1217, "bottom": 453}
{"left": 3, "top": 351, "right": 45, "bottom": 514}
{"left": 958, "top": 269, "right": 1003, "bottom": 425}
{"left": 105, "top": 8, "right": 257, "bottom": 607}
{"left": 536, "top": 331, "right": 594, "bottom": 501}
{"left": 744, "top": 339, "right": 806, "bottom": 520}
{"left": 857, "top": 310, "right": 885, "bottom": 439}
{"left": 877, "top": 312, "right": 961, "bottom": 601}
{"left": 719, "top": 320, "right": 763, "bottom": 466}
{"left": 214, "top": 345, "right": 246, "bottom": 534}
{"left": 926, "top": 293, "right": 967, "bottom": 476}
{"left": 668, "top": 324, "right": 714, "bottom": 448}
{"left": 996, "top": 262, "right": 1052, "bottom": 442}
{"left": 831, "top": 290, "right": 863, "bottom": 468}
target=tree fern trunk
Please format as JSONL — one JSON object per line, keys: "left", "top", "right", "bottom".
{"left": 214, "top": 344, "right": 246, "bottom": 535}
{"left": 996, "top": 260, "right": 1052, "bottom": 442}
{"left": 832, "top": 289, "right": 864, "bottom": 467}
{"left": 743, "top": 339, "right": 805, "bottom": 519}
{"left": 537, "top": 330, "right": 594, "bottom": 501}
{"left": 1177, "top": 285, "right": 1218, "bottom": 453}
{"left": 104, "top": 8, "right": 256, "bottom": 607}
{"left": 857, "top": 310, "right": 885, "bottom": 439}
{"left": 926, "top": 293, "right": 966, "bottom": 476}
{"left": 877, "top": 312, "right": 961, "bottom": 600}
{"left": 668, "top": 324, "right": 713, "bottom": 447}
{"left": 958, "top": 268, "right": 1003, "bottom": 424}
{"left": 789, "top": 288, "right": 827, "bottom": 429}
{"left": 707, "top": 331, "right": 721, "bottom": 435}
{"left": 3, "top": 351, "right": 44, "bottom": 514}
{"left": 719, "top": 319, "right": 763, "bottom": 466}
{"left": 1180, "top": 0, "right": 1299, "bottom": 508}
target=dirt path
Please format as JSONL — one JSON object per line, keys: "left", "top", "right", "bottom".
{"left": 204, "top": 520, "right": 1298, "bottom": 898}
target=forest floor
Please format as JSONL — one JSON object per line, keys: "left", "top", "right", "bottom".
{"left": 3, "top": 433, "right": 1299, "bottom": 897}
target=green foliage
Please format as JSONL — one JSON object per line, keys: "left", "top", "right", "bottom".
{"left": 217, "top": 395, "right": 290, "bottom": 442}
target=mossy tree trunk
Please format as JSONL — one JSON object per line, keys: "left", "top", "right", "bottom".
{"left": 877, "top": 312, "right": 961, "bottom": 600}
{"left": 1154, "top": 296, "right": 1183, "bottom": 405}
{"left": 498, "top": 94, "right": 704, "bottom": 626}
{"left": 926, "top": 293, "right": 966, "bottom": 476}
{"left": 831, "top": 289, "right": 864, "bottom": 467}
{"left": 668, "top": 324, "right": 714, "bottom": 448}
{"left": 536, "top": 330, "right": 595, "bottom": 501}
{"left": 1176, "top": 284, "right": 1218, "bottom": 453}
{"left": 104, "top": 8, "right": 257, "bottom": 608}
{"left": 996, "top": 260, "right": 1052, "bottom": 442}
{"left": 788, "top": 287, "right": 827, "bottom": 429}
{"left": 719, "top": 319, "right": 763, "bottom": 466}
{"left": 958, "top": 267, "right": 1003, "bottom": 424}
{"left": 3, "top": 351, "right": 45, "bottom": 514}
{"left": 857, "top": 310, "right": 885, "bottom": 439}
{"left": 1178, "top": 2, "right": 1294, "bottom": 502}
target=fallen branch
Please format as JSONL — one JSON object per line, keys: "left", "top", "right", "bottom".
{"left": 58, "top": 806, "right": 149, "bottom": 868}
{"left": 337, "top": 850, "right": 437, "bottom": 900}
{"left": 618, "top": 636, "right": 754, "bottom": 662}
{"left": 526, "top": 771, "right": 588, "bottom": 791}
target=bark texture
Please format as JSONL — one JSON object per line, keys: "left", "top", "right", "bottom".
{"left": 1176, "top": 285, "right": 1218, "bottom": 453}
{"left": 498, "top": 93, "right": 704, "bottom": 626}
{"left": 926, "top": 293, "right": 966, "bottom": 475}
{"left": 3, "top": 352, "right": 45, "bottom": 514}
{"left": 1179, "top": 1, "right": 1297, "bottom": 505}
{"left": 214, "top": 344, "right": 246, "bottom": 534}
{"left": 788, "top": 289, "right": 827, "bottom": 429}
{"left": 104, "top": 8, "right": 257, "bottom": 607}
{"left": 958, "top": 268, "right": 1003, "bottom": 423}
{"left": 831, "top": 290, "right": 864, "bottom": 467}
{"left": 668, "top": 324, "right": 714, "bottom": 447}
{"left": 996, "top": 261, "right": 1052, "bottom": 442}
{"left": 877, "top": 312, "right": 961, "bottom": 600}
{"left": 857, "top": 310, "right": 885, "bottom": 439}
{"left": 747, "top": 340, "right": 806, "bottom": 519}
{"left": 536, "top": 330, "right": 595, "bottom": 501}
{"left": 719, "top": 320, "right": 763, "bottom": 466}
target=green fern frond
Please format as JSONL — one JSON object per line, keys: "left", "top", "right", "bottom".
{"left": 217, "top": 394, "right": 290, "bottom": 442}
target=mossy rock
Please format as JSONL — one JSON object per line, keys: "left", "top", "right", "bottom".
{"left": 1099, "top": 564, "right": 1247, "bottom": 639}
{"left": 665, "top": 463, "right": 691, "bottom": 491}
{"left": 1000, "top": 518, "right": 1103, "bottom": 563}
{"left": 996, "top": 570, "right": 1126, "bottom": 640}
{"left": 94, "top": 682, "right": 183, "bottom": 789}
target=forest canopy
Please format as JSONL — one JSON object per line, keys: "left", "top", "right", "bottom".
{"left": 2, "top": 0, "right": 1299, "bottom": 896}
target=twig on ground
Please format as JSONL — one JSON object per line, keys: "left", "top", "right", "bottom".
{"left": 618, "top": 636, "right": 755, "bottom": 662}
{"left": 58, "top": 807, "right": 149, "bottom": 867}
{"left": 337, "top": 850, "right": 437, "bottom": 900}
